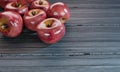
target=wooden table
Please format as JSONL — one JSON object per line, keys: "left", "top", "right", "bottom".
{"left": 0, "top": 0, "right": 120, "bottom": 71}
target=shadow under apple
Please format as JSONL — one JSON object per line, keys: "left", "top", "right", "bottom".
{"left": 0, "top": 29, "right": 51, "bottom": 53}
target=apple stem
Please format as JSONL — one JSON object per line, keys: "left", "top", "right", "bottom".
{"left": 15, "top": 2, "right": 22, "bottom": 8}
{"left": 31, "top": 11, "right": 37, "bottom": 16}
{"left": 0, "top": 24, "right": 9, "bottom": 33}
{"left": 1, "top": 24, "right": 7, "bottom": 28}
{"left": 60, "top": 18, "right": 66, "bottom": 23}
{"left": 39, "top": 0, "right": 43, "bottom": 5}
{"left": 45, "top": 20, "right": 54, "bottom": 28}
{"left": 47, "top": 24, "right": 52, "bottom": 27}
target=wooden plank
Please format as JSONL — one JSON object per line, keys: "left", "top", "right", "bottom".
{"left": 0, "top": 66, "right": 120, "bottom": 72}
{"left": 0, "top": 58, "right": 120, "bottom": 66}
{"left": 49, "top": 0, "right": 120, "bottom": 4}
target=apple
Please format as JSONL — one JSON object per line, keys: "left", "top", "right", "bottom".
{"left": 17, "top": 0, "right": 27, "bottom": 4}
{"left": 30, "top": 0, "right": 50, "bottom": 12}
{"left": 36, "top": 18, "right": 65, "bottom": 44}
{"left": 47, "top": 2, "right": 70, "bottom": 23}
{"left": 27, "top": 0, "right": 35, "bottom": 3}
{"left": 23, "top": 9, "right": 46, "bottom": 31}
{"left": 0, "top": 0, "right": 27, "bottom": 8}
{"left": 5, "top": 2, "right": 28, "bottom": 15}
{"left": 0, "top": 0, "right": 17, "bottom": 8}
{"left": 0, "top": 11, "right": 23, "bottom": 37}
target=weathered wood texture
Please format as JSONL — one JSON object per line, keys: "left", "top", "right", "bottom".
{"left": 0, "top": 0, "right": 120, "bottom": 72}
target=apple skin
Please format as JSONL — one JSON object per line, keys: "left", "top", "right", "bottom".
{"left": 23, "top": 9, "right": 47, "bottom": 31}
{"left": 47, "top": 2, "right": 70, "bottom": 23}
{"left": 27, "top": 0, "right": 35, "bottom": 3}
{"left": 0, "top": 0, "right": 27, "bottom": 8}
{"left": 0, "top": 11, "right": 23, "bottom": 37}
{"left": 36, "top": 18, "right": 65, "bottom": 44}
{"left": 30, "top": 0, "right": 50, "bottom": 12}
{"left": 17, "top": 0, "right": 27, "bottom": 4}
{"left": 0, "top": 0, "right": 17, "bottom": 8}
{"left": 4, "top": 2, "right": 28, "bottom": 15}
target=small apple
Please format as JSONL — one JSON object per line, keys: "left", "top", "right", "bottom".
{"left": 0, "top": 0, "right": 17, "bottom": 8}
{"left": 47, "top": 2, "right": 70, "bottom": 23}
{"left": 0, "top": 11, "right": 23, "bottom": 37}
{"left": 23, "top": 9, "right": 46, "bottom": 31}
{"left": 30, "top": 0, "right": 50, "bottom": 12}
{"left": 36, "top": 18, "right": 65, "bottom": 44}
{"left": 5, "top": 2, "right": 28, "bottom": 15}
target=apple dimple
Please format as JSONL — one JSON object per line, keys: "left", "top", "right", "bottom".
{"left": 0, "top": 23, "right": 10, "bottom": 34}
{"left": 35, "top": 0, "right": 48, "bottom": 5}
{"left": 28, "top": 9, "right": 43, "bottom": 17}
{"left": 0, "top": 17, "right": 10, "bottom": 34}
{"left": 12, "top": 2, "right": 24, "bottom": 8}
{"left": 60, "top": 17, "right": 67, "bottom": 24}
{"left": 31, "top": 10, "right": 40, "bottom": 16}
{"left": 44, "top": 19, "right": 54, "bottom": 28}
{"left": 37, "top": 18, "right": 61, "bottom": 29}
{"left": 30, "top": 0, "right": 50, "bottom": 12}
{"left": 1, "top": 24, "right": 9, "bottom": 30}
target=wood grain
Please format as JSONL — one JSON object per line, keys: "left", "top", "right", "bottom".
{"left": 0, "top": 0, "right": 120, "bottom": 72}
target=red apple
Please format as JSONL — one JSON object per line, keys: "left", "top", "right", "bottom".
{"left": 5, "top": 2, "right": 28, "bottom": 15}
{"left": 47, "top": 2, "right": 70, "bottom": 23}
{"left": 0, "top": 0, "right": 27, "bottom": 8}
{"left": 0, "top": 11, "right": 23, "bottom": 37}
{"left": 23, "top": 9, "right": 46, "bottom": 31}
{"left": 0, "top": 0, "right": 17, "bottom": 8}
{"left": 17, "top": 0, "right": 27, "bottom": 4}
{"left": 36, "top": 18, "right": 65, "bottom": 44}
{"left": 27, "top": 0, "right": 35, "bottom": 3}
{"left": 30, "top": 0, "right": 50, "bottom": 12}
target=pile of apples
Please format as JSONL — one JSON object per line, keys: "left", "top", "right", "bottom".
{"left": 0, "top": 0, "right": 70, "bottom": 44}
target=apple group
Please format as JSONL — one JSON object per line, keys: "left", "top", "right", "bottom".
{"left": 0, "top": 0, "right": 70, "bottom": 44}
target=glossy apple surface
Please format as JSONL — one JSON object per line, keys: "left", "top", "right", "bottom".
{"left": 5, "top": 2, "right": 28, "bottom": 15}
{"left": 0, "top": 11, "right": 23, "bottom": 37}
{"left": 27, "top": 0, "right": 35, "bottom": 3}
{"left": 17, "top": 0, "right": 27, "bottom": 4}
{"left": 0, "top": 0, "right": 17, "bottom": 8}
{"left": 24, "top": 9, "right": 46, "bottom": 31}
{"left": 30, "top": 0, "right": 50, "bottom": 12}
{"left": 36, "top": 18, "right": 65, "bottom": 44}
{"left": 48, "top": 2, "right": 70, "bottom": 23}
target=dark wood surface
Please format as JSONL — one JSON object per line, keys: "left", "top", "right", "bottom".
{"left": 0, "top": 0, "right": 120, "bottom": 72}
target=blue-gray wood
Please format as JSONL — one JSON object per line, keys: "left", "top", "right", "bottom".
{"left": 0, "top": 0, "right": 120, "bottom": 72}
